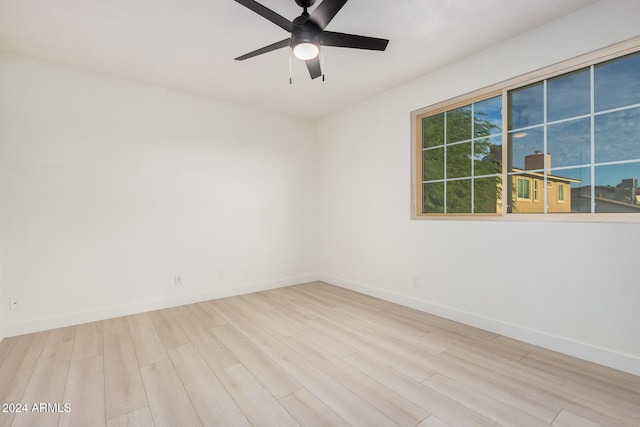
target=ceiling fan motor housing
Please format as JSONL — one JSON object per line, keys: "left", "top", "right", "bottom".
{"left": 295, "top": 0, "right": 315, "bottom": 8}
{"left": 291, "top": 15, "right": 321, "bottom": 49}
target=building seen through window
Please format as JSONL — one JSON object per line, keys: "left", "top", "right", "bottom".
{"left": 509, "top": 151, "right": 578, "bottom": 213}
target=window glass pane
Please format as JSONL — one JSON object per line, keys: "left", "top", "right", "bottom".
{"left": 474, "top": 176, "right": 502, "bottom": 213}
{"left": 509, "top": 127, "right": 544, "bottom": 170}
{"left": 447, "top": 142, "right": 471, "bottom": 179}
{"left": 594, "top": 107, "right": 640, "bottom": 163}
{"left": 419, "top": 95, "right": 502, "bottom": 215}
{"left": 423, "top": 113, "right": 444, "bottom": 148}
{"left": 556, "top": 167, "right": 592, "bottom": 213}
{"left": 474, "top": 136, "right": 502, "bottom": 176}
{"left": 595, "top": 51, "right": 640, "bottom": 112}
{"left": 474, "top": 96, "right": 502, "bottom": 137}
{"left": 547, "top": 68, "right": 590, "bottom": 122}
{"left": 446, "top": 179, "right": 471, "bottom": 213}
{"left": 423, "top": 148, "right": 444, "bottom": 181}
{"left": 509, "top": 82, "right": 544, "bottom": 129}
{"left": 594, "top": 163, "right": 640, "bottom": 213}
{"left": 447, "top": 106, "right": 472, "bottom": 143}
{"left": 547, "top": 118, "right": 591, "bottom": 168}
{"left": 423, "top": 182, "right": 444, "bottom": 214}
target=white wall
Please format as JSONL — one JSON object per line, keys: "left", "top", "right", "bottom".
{"left": 317, "top": 0, "right": 640, "bottom": 375}
{"left": 0, "top": 54, "right": 318, "bottom": 336}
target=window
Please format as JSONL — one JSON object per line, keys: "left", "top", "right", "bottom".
{"left": 508, "top": 50, "right": 640, "bottom": 215}
{"left": 533, "top": 180, "right": 540, "bottom": 202}
{"left": 517, "top": 177, "right": 531, "bottom": 200}
{"left": 413, "top": 40, "right": 640, "bottom": 220}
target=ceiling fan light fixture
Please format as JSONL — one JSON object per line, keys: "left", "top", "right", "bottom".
{"left": 293, "top": 42, "right": 320, "bottom": 60}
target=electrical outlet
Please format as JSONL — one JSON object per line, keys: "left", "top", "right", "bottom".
{"left": 174, "top": 274, "right": 183, "bottom": 286}
{"left": 241, "top": 266, "right": 249, "bottom": 278}
{"left": 218, "top": 269, "right": 226, "bottom": 280}
{"left": 412, "top": 277, "right": 419, "bottom": 289}
{"left": 10, "top": 297, "right": 21, "bottom": 310}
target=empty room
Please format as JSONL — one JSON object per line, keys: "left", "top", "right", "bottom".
{"left": 1, "top": 0, "right": 639, "bottom": 426}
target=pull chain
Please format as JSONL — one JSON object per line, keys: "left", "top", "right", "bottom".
{"left": 320, "top": 47, "right": 325, "bottom": 81}
{"left": 289, "top": 47, "right": 293, "bottom": 84}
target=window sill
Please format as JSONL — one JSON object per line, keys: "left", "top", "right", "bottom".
{"left": 412, "top": 212, "right": 640, "bottom": 223}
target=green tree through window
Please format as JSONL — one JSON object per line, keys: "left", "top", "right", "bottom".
{"left": 421, "top": 96, "right": 502, "bottom": 214}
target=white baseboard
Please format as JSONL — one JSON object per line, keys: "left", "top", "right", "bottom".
{"left": 3, "top": 273, "right": 321, "bottom": 338}
{"left": 318, "top": 274, "right": 640, "bottom": 377}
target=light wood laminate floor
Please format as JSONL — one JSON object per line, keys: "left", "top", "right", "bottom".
{"left": 1, "top": 282, "right": 639, "bottom": 426}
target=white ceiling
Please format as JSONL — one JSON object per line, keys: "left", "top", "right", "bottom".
{"left": 0, "top": 0, "right": 600, "bottom": 119}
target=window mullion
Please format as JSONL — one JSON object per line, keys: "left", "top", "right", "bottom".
{"left": 543, "top": 79, "right": 549, "bottom": 214}
{"left": 590, "top": 65, "right": 596, "bottom": 214}
{"left": 471, "top": 103, "right": 475, "bottom": 213}
{"left": 502, "top": 89, "right": 508, "bottom": 216}
{"left": 443, "top": 112, "right": 447, "bottom": 214}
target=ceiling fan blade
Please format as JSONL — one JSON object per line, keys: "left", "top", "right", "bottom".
{"left": 309, "top": 0, "right": 348, "bottom": 30}
{"left": 235, "top": 38, "right": 291, "bottom": 61}
{"left": 321, "top": 31, "right": 389, "bottom": 51}
{"left": 234, "top": 0, "right": 293, "bottom": 32}
{"left": 306, "top": 57, "right": 322, "bottom": 79}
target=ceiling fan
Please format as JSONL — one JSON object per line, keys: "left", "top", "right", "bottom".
{"left": 234, "top": 0, "right": 389, "bottom": 80}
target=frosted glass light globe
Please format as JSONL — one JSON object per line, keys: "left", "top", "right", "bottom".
{"left": 293, "top": 42, "right": 319, "bottom": 60}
